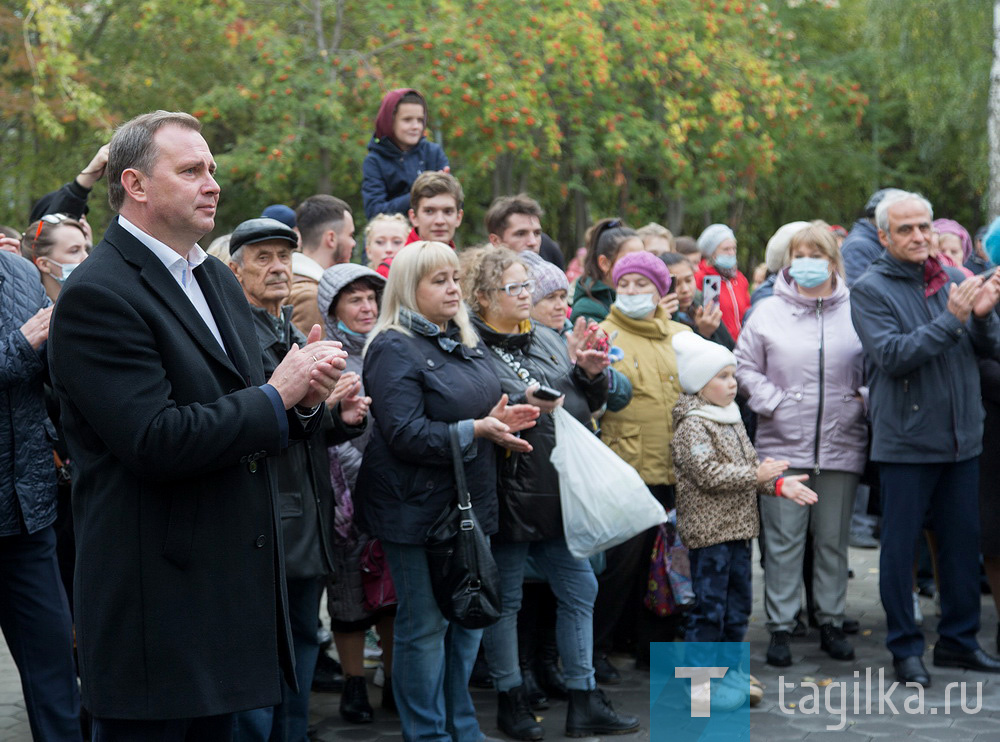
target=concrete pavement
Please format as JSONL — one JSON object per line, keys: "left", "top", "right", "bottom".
{"left": 3, "top": 543, "right": 1000, "bottom": 740}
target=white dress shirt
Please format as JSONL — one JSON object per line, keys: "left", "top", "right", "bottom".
{"left": 118, "top": 215, "right": 227, "bottom": 353}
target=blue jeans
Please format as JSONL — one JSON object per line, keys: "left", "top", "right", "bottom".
{"left": 0, "top": 525, "right": 81, "bottom": 742}
{"left": 482, "top": 539, "right": 597, "bottom": 692}
{"left": 685, "top": 540, "right": 753, "bottom": 644}
{"left": 383, "top": 541, "right": 484, "bottom": 742}
{"left": 233, "top": 576, "right": 323, "bottom": 742}
{"left": 879, "top": 459, "right": 981, "bottom": 658}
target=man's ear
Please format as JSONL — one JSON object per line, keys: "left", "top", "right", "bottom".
{"left": 408, "top": 208, "right": 418, "bottom": 229}
{"left": 455, "top": 208, "right": 464, "bottom": 229}
{"left": 488, "top": 233, "right": 501, "bottom": 247}
{"left": 877, "top": 228, "right": 890, "bottom": 249}
{"left": 323, "top": 228, "right": 339, "bottom": 251}
{"left": 121, "top": 168, "right": 148, "bottom": 204}
{"left": 228, "top": 260, "right": 241, "bottom": 279}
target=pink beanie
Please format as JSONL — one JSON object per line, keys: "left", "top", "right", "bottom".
{"left": 611, "top": 250, "right": 672, "bottom": 297}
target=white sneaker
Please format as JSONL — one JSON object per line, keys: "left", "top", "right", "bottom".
{"left": 688, "top": 679, "right": 747, "bottom": 713}
{"left": 721, "top": 667, "right": 763, "bottom": 706}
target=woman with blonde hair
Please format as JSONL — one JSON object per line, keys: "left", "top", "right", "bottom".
{"left": 734, "top": 222, "right": 867, "bottom": 668}
{"left": 355, "top": 241, "right": 538, "bottom": 742}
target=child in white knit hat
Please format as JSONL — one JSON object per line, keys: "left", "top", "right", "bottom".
{"left": 669, "top": 331, "right": 817, "bottom": 710}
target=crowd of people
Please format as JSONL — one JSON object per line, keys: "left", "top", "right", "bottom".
{"left": 6, "top": 88, "right": 1000, "bottom": 742}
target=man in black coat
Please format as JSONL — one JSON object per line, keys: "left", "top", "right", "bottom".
{"left": 48, "top": 111, "right": 346, "bottom": 740}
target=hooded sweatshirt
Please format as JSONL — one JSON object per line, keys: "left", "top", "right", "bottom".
{"left": 361, "top": 88, "right": 449, "bottom": 219}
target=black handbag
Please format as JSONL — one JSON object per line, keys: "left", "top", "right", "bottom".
{"left": 424, "top": 425, "right": 502, "bottom": 629}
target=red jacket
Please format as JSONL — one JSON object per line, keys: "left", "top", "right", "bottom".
{"left": 378, "top": 229, "right": 456, "bottom": 277}
{"left": 695, "top": 259, "right": 750, "bottom": 339}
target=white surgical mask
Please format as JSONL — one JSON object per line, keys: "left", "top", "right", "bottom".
{"left": 47, "top": 259, "right": 81, "bottom": 284}
{"left": 614, "top": 292, "right": 656, "bottom": 319}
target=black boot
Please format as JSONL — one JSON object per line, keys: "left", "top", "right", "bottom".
{"left": 340, "top": 675, "right": 374, "bottom": 724}
{"left": 312, "top": 651, "right": 345, "bottom": 693}
{"left": 593, "top": 654, "right": 622, "bottom": 685}
{"left": 522, "top": 666, "right": 549, "bottom": 711}
{"left": 565, "top": 688, "right": 639, "bottom": 737}
{"left": 382, "top": 676, "right": 396, "bottom": 712}
{"left": 534, "top": 636, "right": 569, "bottom": 700}
{"left": 497, "top": 685, "right": 544, "bottom": 741}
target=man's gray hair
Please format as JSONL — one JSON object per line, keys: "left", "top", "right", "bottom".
{"left": 874, "top": 189, "right": 933, "bottom": 234}
{"left": 107, "top": 111, "right": 202, "bottom": 212}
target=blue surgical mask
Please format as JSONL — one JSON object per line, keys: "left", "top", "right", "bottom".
{"left": 48, "top": 259, "right": 81, "bottom": 284}
{"left": 788, "top": 257, "right": 831, "bottom": 288}
{"left": 713, "top": 254, "right": 738, "bottom": 271}
{"left": 614, "top": 292, "right": 657, "bottom": 319}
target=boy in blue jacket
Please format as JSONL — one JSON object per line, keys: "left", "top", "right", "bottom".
{"left": 362, "top": 88, "right": 449, "bottom": 220}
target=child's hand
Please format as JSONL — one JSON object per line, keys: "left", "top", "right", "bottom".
{"left": 781, "top": 474, "right": 818, "bottom": 506}
{"left": 756, "top": 457, "right": 788, "bottom": 483}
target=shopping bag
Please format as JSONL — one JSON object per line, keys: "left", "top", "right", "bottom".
{"left": 549, "top": 406, "right": 666, "bottom": 559}
{"left": 644, "top": 510, "right": 694, "bottom": 616}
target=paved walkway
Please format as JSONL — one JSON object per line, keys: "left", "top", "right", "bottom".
{"left": 3, "top": 543, "right": 1000, "bottom": 740}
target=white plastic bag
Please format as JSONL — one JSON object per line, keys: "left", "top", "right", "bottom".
{"left": 549, "top": 406, "right": 667, "bottom": 558}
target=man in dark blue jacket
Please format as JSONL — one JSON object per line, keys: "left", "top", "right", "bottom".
{"left": 851, "top": 190, "right": 1000, "bottom": 687}
{"left": 0, "top": 250, "right": 81, "bottom": 741}
{"left": 842, "top": 187, "right": 899, "bottom": 287}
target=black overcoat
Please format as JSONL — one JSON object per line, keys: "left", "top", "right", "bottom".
{"left": 48, "top": 219, "right": 304, "bottom": 719}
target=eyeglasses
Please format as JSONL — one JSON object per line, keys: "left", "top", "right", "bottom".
{"left": 28, "top": 213, "right": 71, "bottom": 260}
{"left": 493, "top": 280, "right": 536, "bottom": 297}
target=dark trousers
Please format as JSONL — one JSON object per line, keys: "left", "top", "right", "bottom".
{"left": 684, "top": 539, "right": 753, "bottom": 643}
{"left": 879, "top": 459, "right": 981, "bottom": 658}
{"left": 91, "top": 714, "right": 234, "bottom": 741}
{"left": 0, "top": 524, "right": 81, "bottom": 742}
{"left": 593, "top": 485, "right": 681, "bottom": 664}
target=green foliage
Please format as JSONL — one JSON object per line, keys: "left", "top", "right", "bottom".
{"left": 0, "top": 0, "right": 991, "bottom": 266}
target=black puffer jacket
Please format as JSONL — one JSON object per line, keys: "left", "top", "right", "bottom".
{"left": 250, "top": 304, "right": 365, "bottom": 579}
{"left": 0, "top": 251, "right": 57, "bottom": 536}
{"left": 474, "top": 317, "right": 607, "bottom": 542}
{"left": 356, "top": 319, "right": 502, "bottom": 544}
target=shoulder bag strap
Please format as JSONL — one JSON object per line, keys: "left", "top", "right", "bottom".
{"left": 449, "top": 423, "right": 473, "bottom": 513}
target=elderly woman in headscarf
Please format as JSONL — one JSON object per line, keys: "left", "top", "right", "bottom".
{"left": 933, "top": 218, "right": 975, "bottom": 277}
{"left": 315, "top": 264, "right": 394, "bottom": 723}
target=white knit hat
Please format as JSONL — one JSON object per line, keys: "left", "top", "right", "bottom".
{"left": 671, "top": 331, "right": 737, "bottom": 394}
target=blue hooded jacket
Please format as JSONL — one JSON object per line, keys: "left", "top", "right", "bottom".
{"left": 361, "top": 88, "right": 449, "bottom": 219}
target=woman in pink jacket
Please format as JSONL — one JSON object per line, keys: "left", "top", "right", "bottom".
{"left": 734, "top": 222, "right": 868, "bottom": 668}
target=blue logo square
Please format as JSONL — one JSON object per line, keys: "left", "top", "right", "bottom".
{"left": 650, "top": 642, "right": 752, "bottom": 740}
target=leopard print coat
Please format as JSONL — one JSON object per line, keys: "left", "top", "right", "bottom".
{"left": 671, "top": 393, "right": 777, "bottom": 549}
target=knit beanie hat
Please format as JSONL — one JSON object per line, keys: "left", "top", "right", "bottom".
{"left": 519, "top": 250, "right": 569, "bottom": 305}
{"left": 611, "top": 250, "right": 671, "bottom": 297}
{"left": 765, "top": 221, "right": 811, "bottom": 273}
{"left": 672, "top": 331, "right": 738, "bottom": 394}
{"left": 696, "top": 224, "right": 736, "bottom": 258}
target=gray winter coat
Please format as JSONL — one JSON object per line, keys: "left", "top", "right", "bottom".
{"left": 0, "top": 251, "right": 57, "bottom": 536}
{"left": 850, "top": 252, "right": 1000, "bottom": 463}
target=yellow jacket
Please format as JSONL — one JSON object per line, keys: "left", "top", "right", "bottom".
{"left": 600, "top": 305, "right": 691, "bottom": 486}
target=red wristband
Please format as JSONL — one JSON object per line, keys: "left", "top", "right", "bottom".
{"left": 775, "top": 477, "right": 785, "bottom": 497}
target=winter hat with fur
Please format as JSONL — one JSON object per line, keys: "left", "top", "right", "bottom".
{"left": 672, "top": 331, "right": 737, "bottom": 394}
{"left": 765, "top": 221, "right": 811, "bottom": 273}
